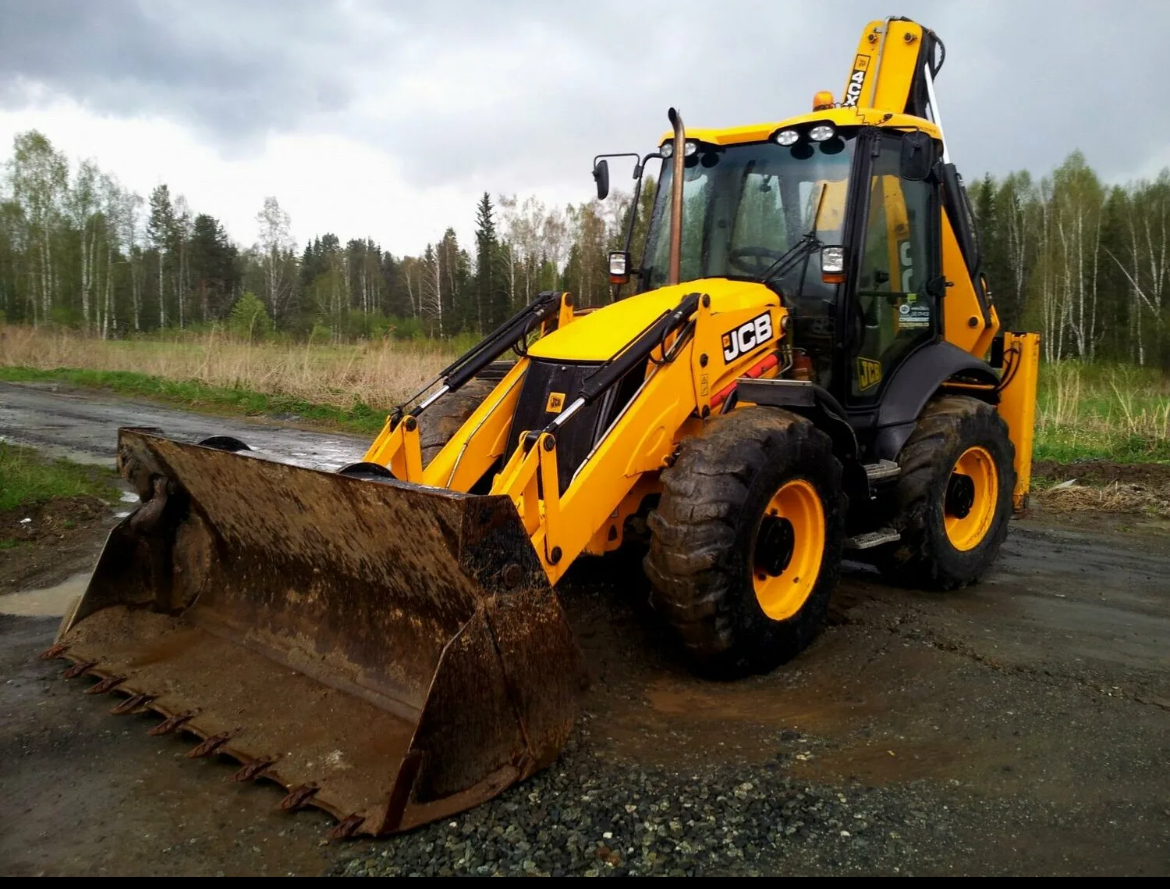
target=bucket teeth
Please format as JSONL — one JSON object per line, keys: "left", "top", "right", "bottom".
{"left": 110, "top": 693, "right": 156, "bottom": 715}
{"left": 40, "top": 643, "right": 68, "bottom": 660}
{"left": 85, "top": 675, "right": 127, "bottom": 695}
{"left": 231, "top": 759, "right": 274, "bottom": 783}
{"left": 327, "top": 814, "right": 366, "bottom": 842}
{"left": 186, "top": 732, "right": 234, "bottom": 759}
{"left": 149, "top": 711, "right": 195, "bottom": 736}
{"left": 62, "top": 660, "right": 98, "bottom": 679}
{"left": 278, "top": 784, "right": 319, "bottom": 811}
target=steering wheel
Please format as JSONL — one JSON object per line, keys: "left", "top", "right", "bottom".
{"left": 728, "top": 246, "right": 786, "bottom": 277}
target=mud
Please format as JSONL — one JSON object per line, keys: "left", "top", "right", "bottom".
{"left": 1034, "top": 458, "right": 1170, "bottom": 489}
{"left": 1, "top": 497, "right": 119, "bottom": 593}
{"left": 1, "top": 387, "right": 1168, "bottom": 875}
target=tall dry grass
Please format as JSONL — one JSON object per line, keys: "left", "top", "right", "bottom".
{"left": 0, "top": 326, "right": 458, "bottom": 409}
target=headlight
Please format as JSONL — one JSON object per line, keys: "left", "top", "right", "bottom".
{"left": 809, "top": 125, "right": 835, "bottom": 142}
{"left": 821, "top": 246, "right": 845, "bottom": 274}
{"left": 773, "top": 129, "right": 799, "bottom": 146}
{"left": 684, "top": 140, "right": 698, "bottom": 157}
{"left": 608, "top": 252, "right": 628, "bottom": 277}
{"left": 660, "top": 141, "right": 673, "bottom": 158}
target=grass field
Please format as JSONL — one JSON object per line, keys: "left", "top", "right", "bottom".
{"left": 1035, "top": 362, "right": 1170, "bottom": 463}
{"left": 2, "top": 327, "right": 1168, "bottom": 464}
{"left": 0, "top": 442, "right": 120, "bottom": 515}
{"left": 0, "top": 325, "right": 455, "bottom": 413}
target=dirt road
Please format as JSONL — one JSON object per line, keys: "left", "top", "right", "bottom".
{"left": 0, "top": 381, "right": 368, "bottom": 469}
{"left": 1, "top": 383, "right": 1167, "bottom": 876}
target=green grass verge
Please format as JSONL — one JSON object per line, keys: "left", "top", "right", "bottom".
{"left": 0, "top": 367, "right": 388, "bottom": 436}
{"left": 0, "top": 442, "right": 121, "bottom": 514}
{"left": 1033, "top": 432, "right": 1170, "bottom": 464}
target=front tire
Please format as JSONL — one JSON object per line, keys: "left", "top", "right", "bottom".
{"left": 644, "top": 407, "right": 846, "bottom": 677}
{"left": 879, "top": 395, "right": 1015, "bottom": 590}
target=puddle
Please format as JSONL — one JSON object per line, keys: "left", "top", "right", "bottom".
{"left": 120, "top": 491, "right": 140, "bottom": 503}
{"left": 0, "top": 572, "right": 90, "bottom": 617}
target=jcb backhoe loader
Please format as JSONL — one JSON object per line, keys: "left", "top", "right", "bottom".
{"left": 46, "top": 17, "right": 1039, "bottom": 837}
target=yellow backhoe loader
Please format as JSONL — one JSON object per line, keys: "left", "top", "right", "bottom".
{"left": 45, "top": 17, "right": 1039, "bottom": 838}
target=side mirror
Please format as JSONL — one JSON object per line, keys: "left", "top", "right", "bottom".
{"left": 820, "top": 245, "right": 846, "bottom": 284}
{"left": 900, "top": 131, "right": 935, "bottom": 181}
{"left": 593, "top": 159, "right": 610, "bottom": 201}
{"left": 608, "top": 251, "right": 631, "bottom": 285}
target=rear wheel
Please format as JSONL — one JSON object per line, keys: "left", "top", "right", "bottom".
{"left": 418, "top": 363, "right": 511, "bottom": 466}
{"left": 879, "top": 395, "right": 1015, "bottom": 589}
{"left": 644, "top": 407, "right": 845, "bottom": 677}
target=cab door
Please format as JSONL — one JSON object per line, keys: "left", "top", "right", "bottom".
{"left": 846, "top": 133, "right": 940, "bottom": 406}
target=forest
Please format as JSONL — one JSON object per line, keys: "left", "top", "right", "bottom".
{"left": 1, "top": 130, "right": 1168, "bottom": 370}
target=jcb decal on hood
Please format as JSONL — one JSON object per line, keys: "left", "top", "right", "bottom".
{"left": 722, "top": 312, "right": 773, "bottom": 363}
{"left": 842, "top": 54, "right": 870, "bottom": 108}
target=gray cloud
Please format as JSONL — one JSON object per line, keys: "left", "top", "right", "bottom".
{"left": 2, "top": 0, "right": 1168, "bottom": 189}
{"left": 0, "top": 0, "right": 354, "bottom": 151}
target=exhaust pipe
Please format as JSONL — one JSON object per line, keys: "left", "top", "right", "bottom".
{"left": 666, "top": 107, "right": 685, "bottom": 286}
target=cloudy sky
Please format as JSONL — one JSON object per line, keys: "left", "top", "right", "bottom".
{"left": 1, "top": 0, "right": 1167, "bottom": 255}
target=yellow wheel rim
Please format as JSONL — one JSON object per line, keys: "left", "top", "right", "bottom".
{"left": 944, "top": 446, "right": 998, "bottom": 551}
{"left": 752, "top": 479, "right": 826, "bottom": 621}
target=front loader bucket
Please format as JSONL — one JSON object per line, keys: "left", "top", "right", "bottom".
{"left": 48, "top": 428, "right": 587, "bottom": 837}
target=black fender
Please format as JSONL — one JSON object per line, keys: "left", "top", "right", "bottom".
{"left": 872, "top": 341, "right": 999, "bottom": 461}
{"left": 734, "top": 378, "right": 869, "bottom": 510}
{"left": 735, "top": 378, "right": 859, "bottom": 462}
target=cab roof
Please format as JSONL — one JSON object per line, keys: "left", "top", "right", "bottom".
{"left": 658, "top": 106, "right": 942, "bottom": 148}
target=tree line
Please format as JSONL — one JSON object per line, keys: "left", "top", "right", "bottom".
{"left": 0, "top": 130, "right": 645, "bottom": 343}
{"left": 2, "top": 129, "right": 1167, "bottom": 368}
{"left": 970, "top": 152, "right": 1169, "bottom": 368}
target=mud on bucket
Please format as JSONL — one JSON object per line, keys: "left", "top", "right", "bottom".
{"left": 52, "top": 428, "right": 587, "bottom": 836}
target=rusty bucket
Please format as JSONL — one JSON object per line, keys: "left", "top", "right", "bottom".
{"left": 49, "top": 429, "right": 586, "bottom": 837}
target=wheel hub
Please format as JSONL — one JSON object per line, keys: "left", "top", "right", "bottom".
{"left": 945, "top": 473, "right": 976, "bottom": 519}
{"left": 756, "top": 516, "right": 796, "bottom": 577}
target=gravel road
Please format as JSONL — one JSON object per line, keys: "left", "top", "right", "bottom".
{"left": 1, "top": 382, "right": 1167, "bottom": 876}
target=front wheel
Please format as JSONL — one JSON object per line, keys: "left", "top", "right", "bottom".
{"left": 878, "top": 395, "right": 1016, "bottom": 590}
{"left": 644, "top": 407, "right": 846, "bottom": 677}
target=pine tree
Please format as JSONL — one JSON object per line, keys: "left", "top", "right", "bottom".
{"left": 146, "top": 184, "right": 175, "bottom": 328}
{"left": 474, "top": 192, "right": 497, "bottom": 331}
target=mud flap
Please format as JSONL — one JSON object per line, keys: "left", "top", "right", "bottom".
{"left": 50, "top": 429, "right": 587, "bottom": 836}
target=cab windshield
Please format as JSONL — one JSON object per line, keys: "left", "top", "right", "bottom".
{"left": 642, "top": 133, "right": 856, "bottom": 293}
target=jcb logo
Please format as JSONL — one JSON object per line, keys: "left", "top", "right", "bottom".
{"left": 545, "top": 392, "right": 565, "bottom": 414}
{"left": 842, "top": 55, "right": 869, "bottom": 107}
{"left": 721, "top": 312, "right": 774, "bottom": 363}
{"left": 857, "top": 357, "right": 882, "bottom": 391}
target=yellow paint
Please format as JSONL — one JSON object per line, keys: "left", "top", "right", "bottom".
{"left": 941, "top": 212, "right": 998, "bottom": 355}
{"left": 584, "top": 476, "right": 661, "bottom": 555}
{"left": 997, "top": 332, "right": 1040, "bottom": 512}
{"left": 752, "top": 479, "right": 826, "bottom": 621}
{"left": 545, "top": 392, "right": 566, "bottom": 414}
{"left": 527, "top": 278, "right": 778, "bottom": 362}
{"left": 944, "top": 446, "right": 998, "bottom": 551}
{"left": 486, "top": 287, "right": 787, "bottom": 584}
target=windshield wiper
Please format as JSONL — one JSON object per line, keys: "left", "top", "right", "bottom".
{"left": 757, "top": 180, "right": 830, "bottom": 285}
{"left": 757, "top": 230, "right": 823, "bottom": 285}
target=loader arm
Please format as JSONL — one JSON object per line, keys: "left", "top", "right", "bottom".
{"left": 363, "top": 282, "right": 787, "bottom": 585}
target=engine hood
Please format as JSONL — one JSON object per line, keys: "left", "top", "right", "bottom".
{"left": 527, "top": 279, "right": 779, "bottom": 363}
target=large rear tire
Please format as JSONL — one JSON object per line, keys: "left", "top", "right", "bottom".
{"left": 878, "top": 395, "right": 1015, "bottom": 590}
{"left": 644, "top": 407, "right": 846, "bottom": 677}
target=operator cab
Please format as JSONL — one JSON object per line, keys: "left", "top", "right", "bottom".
{"left": 633, "top": 121, "right": 944, "bottom": 417}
